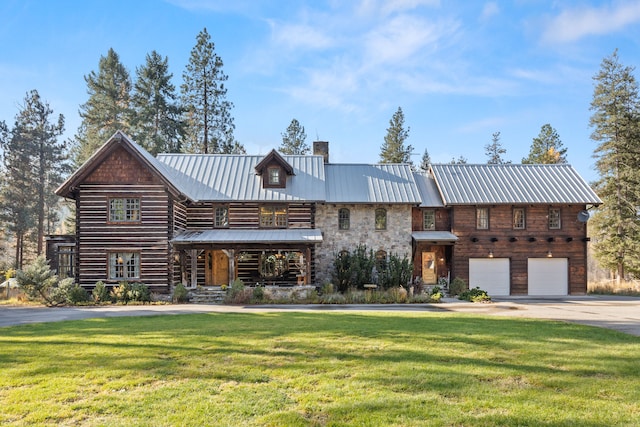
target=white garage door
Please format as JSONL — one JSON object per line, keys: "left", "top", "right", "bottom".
{"left": 528, "top": 258, "right": 568, "bottom": 296}
{"left": 469, "top": 258, "right": 510, "bottom": 296}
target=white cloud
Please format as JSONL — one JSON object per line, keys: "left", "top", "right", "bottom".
{"left": 480, "top": 2, "right": 499, "bottom": 21}
{"left": 268, "top": 21, "right": 334, "bottom": 51}
{"left": 542, "top": 1, "right": 640, "bottom": 43}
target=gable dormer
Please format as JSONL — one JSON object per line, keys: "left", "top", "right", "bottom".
{"left": 255, "top": 149, "right": 295, "bottom": 189}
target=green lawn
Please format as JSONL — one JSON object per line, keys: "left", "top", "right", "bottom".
{"left": 0, "top": 312, "right": 638, "bottom": 426}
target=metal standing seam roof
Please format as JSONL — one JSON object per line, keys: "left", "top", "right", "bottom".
{"left": 413, "top": 172, "right": 445, "bottom": 207}
{"left": 430, "top": 163, "right": 602, "bottom": 205}
{"left": 325, "top": 163, "right": 422, "bottom": 203}
{"left": 156, "top": 153, "right": 326, "bottom": 202}
{"left": 172, "top": 229, "right": 323, "bottom": 244}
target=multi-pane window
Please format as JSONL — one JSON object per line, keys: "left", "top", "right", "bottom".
{"left": 260, "top": 206, "right": 287, "bottom": 228}
{"left": 214, "top": 206, "right": 229, "bottom": 228}
{"left": 375, "top": 208, "right": 387, "bottom": 230}
{"left": 513, "top": 208, "right": 526, "bottom": 229}
{"left": 57, "top": 245, "right": 75, "bottom": 278}
{"left": 423, "top": 210, "right": 435, "bottom": 230}
{"left": 109, "top": 252, "right": 140, "bottom": 280}
{"left": 338, "top": 208, "right": 350, "bottom": 230}
{"left": 109, "top": 198, "right": 140, "bottom": 222}
{"left": 549, "top": 208, "right": 561, "bottom": 229}
{"left": 268, "top": 167, "right": 281, "bottom": 185}
{"left": 476, "top": 207, "right": 489, "bottom": 230}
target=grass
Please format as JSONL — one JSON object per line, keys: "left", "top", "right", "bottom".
{"left": 0, "top": 312, "right": 639, "bottom": 426}
{"left": 588, "top": 280, "right": 640, "bottom": 296}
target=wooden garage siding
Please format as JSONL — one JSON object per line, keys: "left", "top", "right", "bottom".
{"left": 451, "top": 204, "right": 589, "bottom": 295}
{"left": 77, "top": 183, "right": 171, "bottom": 291}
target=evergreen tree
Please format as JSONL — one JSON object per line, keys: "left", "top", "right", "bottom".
{"left": 181, "top": 28, "right": 243, "bottom": 154}
{"left": 522, "top": 124, "right": 568, "bottom": 164}
{"left": 419, "top": 147, "right": 431, "bottom": 171}
{"left": 485, "top": 131, "right": 509, "bottom": 164}
{"left": 380, "top": 107, "right": 413, "bottom": 164}
{"left": 589, "top": 50, "right": 640, "bottom": 281}
{"left": 73, "top": 48, "right": 132, "bottom": 165}
{"left": 449, "top": 155, "right": 468, "bottom": 164}
{"left": 279, "top": 118, "right": 309, "bottom": 155}
{"left": 131, "top": 51, "right": 185, "bottom": 155}
{"left": 0, "top": 90, "right": 69, "bottom": 267}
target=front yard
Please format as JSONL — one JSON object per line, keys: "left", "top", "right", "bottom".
{"left": 0, "top": 312, "right": 638, "bottom": 426}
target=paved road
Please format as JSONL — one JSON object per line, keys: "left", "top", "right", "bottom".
{"left": 1, "top": 296, "right": 639, "bottom": 336}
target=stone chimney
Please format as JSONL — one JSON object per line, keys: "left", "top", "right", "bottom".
{"left": 313, "top": 141, "right": 329, "bottom": 163}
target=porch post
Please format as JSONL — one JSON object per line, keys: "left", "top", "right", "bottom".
{"left": 190, "top": 249, "right": 198, "bottom": 288}
{"left": 223, "top": 249, "right": 235, "bottom": 285}
{"left": 306, "top": 246, "right": 312, "bottom": 286}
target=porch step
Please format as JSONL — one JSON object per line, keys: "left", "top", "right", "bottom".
{"left": 188, "top": 286, "right": 226, "bottom": 304}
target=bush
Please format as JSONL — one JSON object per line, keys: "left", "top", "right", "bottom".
{"left": 129, "top": 283, "right": 151, "bottom": 303}
{"left": 173, "top": 283, "right": 189, "bottom": 303}
{"left": 252, "top": 286, "right": 265, "bottom": 302}
{"left": 16, "top": 256, "right": 60, "bottom": 306}
{"left": 387, "top": 286, "right": 408, "bottom": 303}
{"left": 379, "top": 253, "right": 413, "bottom": 290}
{"left": 66, "top": 282, "right": 89, "bottom": 305}
{"left": 92, "top": 281, "right": 111, "bottom": 303}
{"left": 224, "top": 279, "right": 253, "bottom": 304}
{"left": 448, "top": 277, "right": 467, "bottom": 296}
{"left": 459, "top": 287, "right": 491, "bottom": 303}
{"left": 111, "top": 282, "right": 132, "bottom": 304}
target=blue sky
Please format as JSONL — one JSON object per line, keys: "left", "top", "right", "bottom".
{"left": 2, "top": 1, "right": 640, "bottom": 182}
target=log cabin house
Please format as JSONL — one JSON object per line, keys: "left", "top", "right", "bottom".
{"left": 48, "top": 131, "right": 601, "bottom": 297}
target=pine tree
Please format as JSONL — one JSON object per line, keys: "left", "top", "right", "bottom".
{"left": 522, "top": 124, "right": 568, "bottom": 164}
{"left": 131, "top": 51, "right": 185, "bottom": 155}
{"left": 181, "top": 28, "right": 243, "bottom": 154}
{"left": 0, "top": 91, "right": 69, "bottom": 266}
{"left": 485, "top": 131, "right": 509, "bottom": 164}
{"left": 73, "top": 48, "right": 132, "bottom": 165}
{"left": 380, "top": 107, "right": 413, "bottom": 164}
{"left": 589, "top": 49, "right": 640, "bottom": 281}
{"left": 419, "top": 148, "right": 431, "bottom": 171}
{"left": 449, "top": 156, "right": 468, "bottom": 164}
{"left": 279, "top": 119, "right": 309, "bottom": 155}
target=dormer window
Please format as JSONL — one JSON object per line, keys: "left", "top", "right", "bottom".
{"left": 268, "top": 167, "right": 281, "bottom": 186}
{"left": 255, "top": 149, "right": 295, "bottom": 189}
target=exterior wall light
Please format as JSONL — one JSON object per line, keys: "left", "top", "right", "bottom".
{"left": 488, "top": 251, "right": 494, "bottom": 258}
{"left": 547, "top": 251, "right": 553, "bottom": 258}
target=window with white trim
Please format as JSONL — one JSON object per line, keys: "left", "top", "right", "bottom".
{"left": 214, "top": 205, "right": 229, "bottom": 228}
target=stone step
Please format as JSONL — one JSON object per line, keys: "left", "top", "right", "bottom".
{"left": 188, "top": 287, "right": 226, "bottom": 304}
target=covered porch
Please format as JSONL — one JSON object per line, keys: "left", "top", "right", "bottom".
{"left": 172, "top": 229, "right": 323, "bottom": 288}
{"left": 412, "top": 231, "right": 458, "bottom": 285}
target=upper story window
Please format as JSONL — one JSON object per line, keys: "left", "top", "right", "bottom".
{"left": 423, "top": 210, "right": 435, "bottom": 230}
{"left": 108, "top": 252, "right": 140, "bottom": 280}
{"left": 476, "top": 207, "right": 489, "bottom": 230}
{"left": 513, "top": 208, "right": 526, "bottom": 230}
{"left": 338, "top": 208, "right": 350, "bottom": 230}
{"left": 260, "top": 206, "right": 287, "bottom": 228}
{"left": 109, "top": 198, "right": 140, "bottom": 222}
{"left": 375, "top": 208, "right": 387, "bottom": 230}
{"left": 214, "top": 205, "right": 229, "bottom": 228}
{"left": 549, "top": 208, "right": 562, "bottom": 229}
{"left": 268, "top": 167, "right": 281, "bottom": 186}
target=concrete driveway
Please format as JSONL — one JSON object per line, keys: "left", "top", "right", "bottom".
{"left": 1, "top": 296, "right": 639, "bottom": 336}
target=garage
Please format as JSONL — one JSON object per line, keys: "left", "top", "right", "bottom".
{"left": 528, "top": 258, "right": 568, "bottom": 296}
{"left": 469, "top": 258, "right": 510, "bottom": 296}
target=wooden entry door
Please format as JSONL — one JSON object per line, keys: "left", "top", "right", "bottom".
{"left": 421, "top": 251, "right": 437, "bottom": 284}
{"left": 205, "top": 250, "right": 229, "bottom": 286}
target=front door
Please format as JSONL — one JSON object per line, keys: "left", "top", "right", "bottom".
{"left": 421, "top": 251, "right": 437, "bottom": 284}
{"left": 205, "top": 250, "right": 229, "bottom": 286}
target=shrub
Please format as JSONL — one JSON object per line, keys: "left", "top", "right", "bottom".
{"left": 92, "top": 281, "right": 111, "bottom": 303}
{"left": 66, "top": 282, "right": 89, "bottom": 305}
{"left": 387, "top": 286, "right": 408, "bottom": 303}
{"left": 252, "top": 286, "right": 265, "bottom": 302}
{"left": 224, "top": 279, "right": 253, "bottom": 304}
{"left": 173, "top": 283, "right": 189, "bottom": 303}
{"left": 448, "top": 277, "right": 467, "bottom": 296}
{"left": 111, "top": 282, "right": 132, "bottom": 304}
{"left": 378, "top": 253, "right": 413, "bottom": 290}
{"left": 459, "top": 287, "right": 491, "bottom": 303}
{"left": 129, "top": 283, "right": 151, "bottom": 303}
{"left": 16, "top": 256, "right": 60, "bottom": 306}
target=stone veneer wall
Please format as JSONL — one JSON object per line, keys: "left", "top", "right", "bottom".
{"left": 314, "top": 204, "right": 414, "bottom": 285}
